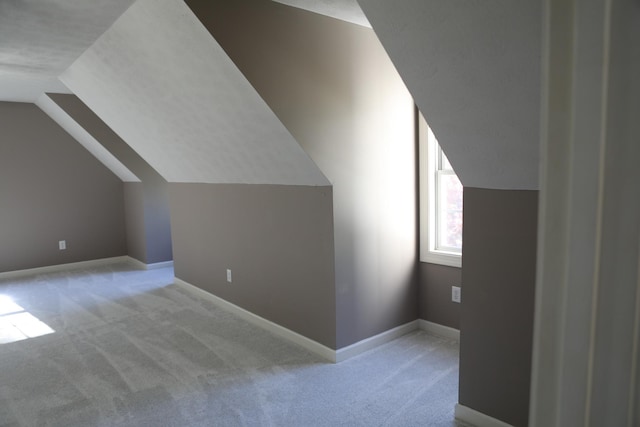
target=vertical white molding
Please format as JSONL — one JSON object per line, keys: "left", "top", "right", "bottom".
{"left": 531, "top": 0, "right": 640, "bottom": 426}
{"left": 584, "top": 0, "right": 612, "bottom": 423}
{"left": 631, "top": 240, "right": 640, "bottom": 425}
{"left": 529, "top": 0, "right": 575, "bottom": 425}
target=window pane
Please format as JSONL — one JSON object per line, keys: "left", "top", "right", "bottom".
{"left": 437, "top": 172, "right": 463, "bottom": 252}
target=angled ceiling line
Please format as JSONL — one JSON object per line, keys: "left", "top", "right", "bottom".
{"left": 59, "top": 0, "right": 330, "bottom": 186}
{"left": 36, "top": 93, "right": 140, "bottom": 183}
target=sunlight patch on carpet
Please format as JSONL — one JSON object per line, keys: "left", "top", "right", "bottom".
{"left": 0, "top": 295, "right": 54, "bottom": 344}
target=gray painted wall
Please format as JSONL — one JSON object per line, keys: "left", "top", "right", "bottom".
{"left": 169, "top": 183, "right": 336, "bottom": 348}
{"left": 48, "top": 94, "right": 172, "bottom": 264}
{"left": 355, "top": 1, "right": 542, "bottom": 422}
{"left": 459, "top": 187, "right": 538, "bottom": 426}
{"left": 140, "top": 184, "right": 172, "bottom": 264}
{"left": 419, "top": 263, "right": 461, "bottom": 330}
{"left": 123, "top": 183, "right": 147, "bottom": 263}
{"left": 187, "top": 0, "right": 417, "bottom": 348}
{"left": 0, "top": 102, "right": 126, "bottom": 272}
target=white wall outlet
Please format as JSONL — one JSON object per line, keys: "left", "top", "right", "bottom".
{"left": 226, "top": 269, "right": 232, "bottom": 283}
{"left": 58, "top": 240, "right": 66, "bottom": 250}
{"left": 452, "top": 286, "right": 461, "bottom": 303}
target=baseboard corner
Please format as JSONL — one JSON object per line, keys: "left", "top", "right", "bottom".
{"left": 454, "top": 404, "right": 514, "bottom": 427}
{"left": 126, "top": 257, "right": 174, "bottom": 270}
{"left": 335, "top": 320, "right": 419, "bottom": 363}
{"left": 146, "top": 260, "right": 174, "bottom": 270}
{"left": 172, "top": 276, "right": 336, "bottom": 363}
{"left": 419, "top": 319, "right": 460, "bottom": 341}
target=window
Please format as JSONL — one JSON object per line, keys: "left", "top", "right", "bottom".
{"left": 419, "top": 115, "right": 463, "bottom": 267}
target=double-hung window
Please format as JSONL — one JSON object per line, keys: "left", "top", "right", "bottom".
{"left": 419, "top": 115, "right": 463, "bottom": 267}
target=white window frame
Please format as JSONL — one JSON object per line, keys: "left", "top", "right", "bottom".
{"left": 419, "top": 116, "right": 462, "bottom": 268}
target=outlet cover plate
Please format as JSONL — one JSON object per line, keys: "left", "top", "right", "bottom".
{"left": 452, "top": 286, "right": 461, "bottom": 303}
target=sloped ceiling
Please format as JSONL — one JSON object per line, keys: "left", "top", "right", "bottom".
{"left": 60, "top": 0, "right": 328, "bottom": 186}
{"left": 47, "top": 93, "right": 166, "bottom": 185}
{"left": 358, "top": 0, "right": 542, "bottom": 190}
{"left": 36, "top": 93, "right": 140, "bottom": 182}
{"left": 2, "top": 0, "right": 541, "bottom": 189}
{"left": 0, "top": 0, "right": 134, "bottom": 102}
{"left": 272, "top": 0, "right": 370, "bottom": 27}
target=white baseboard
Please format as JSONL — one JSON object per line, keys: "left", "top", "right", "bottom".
{"left": 335, "top": 320, "right": 419, "bottom": 362}
{"left": 126, "top": 257, "right": 174, "bottom": 270}
{"left": 419, "top": 319, "right": 460, "bottom": 341}
{"left": 0, "top": 256, "right": 130, "bottom": 281}
{"left": 455, "top": 404, "right": 514, "bottom": 427}
{"left": 173, "top": 277, "right": 337, "bottom": 362}
{"left": 1, "top": 259, "right": 424, "bottom": 365}
{"left": 175, "top": 278, "right": 433, "bottom": 364}
{"left": 146, "top": 260, "right": 174, "bottom": 270}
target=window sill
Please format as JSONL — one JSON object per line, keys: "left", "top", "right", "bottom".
{"left": 421, "top": 251, "right": 462, "bottom": 268}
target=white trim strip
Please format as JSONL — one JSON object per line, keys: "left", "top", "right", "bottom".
{"left": 422, "top": 252, "right": 462, "bottom": 268}
{"left": 335, "top": 320, "right": 419, "bottom": 363}
{"left": 584, "top": 2, "right": 613, "bottom": 420}
{"left": 455, "top": 404, "right": 514, "bottom": 427}
{"left": 0, "top": 256, "right": 130, "bottom": 280}
{"left": 630, "top": 237, "right": 640, "bottom": 425}
{"left": 174, "top": 277, "right": 425, "bottom": 363}
{"left": 126, "top": 257, "right": 147, "bottom": 270}
{"left": 1, "top": 259, "right": 423, "bottom": 366}
{"left": 173, "top": 277, "right": 337, "bottom": 362}
{"left": 127, "top": 257, "right": 174, "bottom": 270}
{"left": 146, "top": 260, "right": 174, "bottom": 270}
{"left": 419, "top": 320, "right": 460, "bottom": 341}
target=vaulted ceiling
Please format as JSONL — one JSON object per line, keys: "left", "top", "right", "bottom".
{"left": 0, "top": 0, "right": 542, "bottom": 190}
{"left": 358, "top": 0, "right": 542, "bottom": 190}
{"left": 0, "top": 0, "right": 134, "bottom": 102}
{"left": 272, "top": 0, "right": 370, "bottom": 27}
{"left": 60, "top": 0, "right": 328, "bottom": 185}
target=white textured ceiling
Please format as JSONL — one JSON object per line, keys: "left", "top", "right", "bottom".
{"left": 0, "top": 0, "right": 134, "bottom": 102}
{"left": 61, "top": 0, "right": 329, "bottom": 185}
{"left": 358, "top": 0, "right": 542, "bottom": 190}
{"left": 0, "top": 0, "right": 368, "bottom": 103}
{"left": 272, "top": 0, "right": 370, "bottom": 27}
{"left": 0, "top": 0, "right": 541, "bottom": 189}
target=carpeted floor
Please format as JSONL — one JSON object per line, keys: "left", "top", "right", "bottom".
{"left": 0, "top": 261, "right": 461, "bottom": 427}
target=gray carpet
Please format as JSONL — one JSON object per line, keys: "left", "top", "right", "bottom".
{"left": 0, "top": 262, "right": 461, "bottom": 427}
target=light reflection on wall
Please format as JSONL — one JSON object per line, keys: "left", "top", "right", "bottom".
{"left": 0, "top": 295, "right": 55, "bottom": 344}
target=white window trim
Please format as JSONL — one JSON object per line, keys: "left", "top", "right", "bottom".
{"left": 419, "top": 117, "right": 462, "bottom": 268}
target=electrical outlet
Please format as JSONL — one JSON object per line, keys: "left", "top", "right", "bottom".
{"left": 452, "top": 286, "right": 461, "bottom": 303}
{"left": 58, "top": 240, "right": 66, "bottom": 250}
{"left": 226, "top": 269, "right": 232, "bottom": 283}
